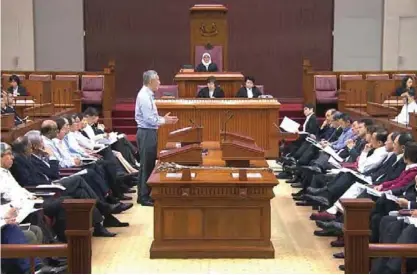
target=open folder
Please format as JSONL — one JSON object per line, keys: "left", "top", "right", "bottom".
{"left": 280, "top": 117, "right": 300, "bottom": 134}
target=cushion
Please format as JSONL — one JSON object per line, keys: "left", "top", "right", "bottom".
{"left": 155, "top": 85, "right": 178, "bottom": 98}
{"left": 314, "top": 75, "right": 337, "bottom": 91}
{"left": 392, "top": 74, "right": 416, "bottom": 80}
{"left": 81, "top": 75, "right": 104, "bottom": 91}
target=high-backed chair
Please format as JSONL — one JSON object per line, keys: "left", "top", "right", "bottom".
{"left": 28, "top": 74, "right": 52, "bottom": 81}
{"left": 314, "top": 75, "right": 337, "bottom": 104}
{"left": 392, "top": 74, "right": 416, "bottom": 80}
{"left": 155, "top": 85, "right": 179, "bottom": 98}
{"left": 195, "top": 45, "right": 223, "bottom": 72}
{"left": 55, "top": 75, "right": 80, "bottom": 89}
{"left": 81, "top": 75, "right": 104, "bottom": 105}
{"left": 365, "top": 74, "right": 389, "bottom": 80}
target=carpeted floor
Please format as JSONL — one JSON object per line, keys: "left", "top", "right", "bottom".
{"left": 92, "top": 161, "right": 342, "bottom": 274}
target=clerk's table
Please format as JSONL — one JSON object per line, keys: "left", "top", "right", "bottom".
{"left": 155, "top": 98, "right": 281, "bottom": 158}
{"left": 149, "top": 142, "right": 278, "bottom": 258}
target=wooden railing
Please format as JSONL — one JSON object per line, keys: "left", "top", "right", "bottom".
{"left": 1, "top": 60, "right": 116, "bottom": 129}
{"left": 342, "top": 199, "right": 417, "bottom": 274}
{"left": 302, "top": 59, "right": 416, "bottom": 105}
{"left": 1, "top": 199, "right": 95, "bottom": 274}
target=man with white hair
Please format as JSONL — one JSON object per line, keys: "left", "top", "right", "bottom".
{"left": 135, "top": 70, "right": 178, "bottom": 206}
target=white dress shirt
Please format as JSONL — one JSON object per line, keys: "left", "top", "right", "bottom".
{"left": 135, "top": 85, "right": 165, "bottom": 129}
{"left": 302, "top": 113, "right": 313, "bottom": 132}
{"left": 74, "top": 131, "right": 103, "bottom": 150}
{"left": 357, "top": 146, "right": 388, "bottom": 173}
{"left": 209, "top": 89, "right": 214, "bottom": 98}
{"left": 0, "top": 168, "right": 34, "bottom": 208}
{"left": 393, "top": 100, "right": 417, "bottom": 125}
{"left": 12, "top": 87, "right": 19, "bottom": 96}
{"left": 247, "top": 88, "right": 253, "bottom": 98}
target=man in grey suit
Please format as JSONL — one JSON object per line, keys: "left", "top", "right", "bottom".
{"left": 135, "top": 70, "right": 178, "bottom": 206}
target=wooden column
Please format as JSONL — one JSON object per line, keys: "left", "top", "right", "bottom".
{"left": 63, "top": 199, "right": 95, "bottom": 274}
{"left": 341, "top": 198, "right": 374, "bottom": 274}
{"left": 302, "top": 59, "right": 315, "bottom": 105}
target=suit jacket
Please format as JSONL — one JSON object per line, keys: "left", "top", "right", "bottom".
{"left": 392, "top": 181, "right": 417, "bottom": 209}
{"left": 373, "top": 158, "right": 406, "bottom": 185}
{"left": 195, "top": 63, "right": 218, "bottom": 72}
{"left": 328, "top": 127, "right": 343, "bottom": 143}
{"left": 381, "top": 166, "right": 417, "bottom": 191}
{"left": 304, "top": 114, "right": 319, "bottom": 136}
{"left": 319, "top": 125, "right": 335, "bottom": 141}
{"left": 10, "top": 154, "right": 51, "bottom": 186}
{"left": 235, "top": 87, "right": 262, "bottom": 98}
{"left": 197, "top": 87, "right": 225, "bottom": 98}
{"left": 339, "top": 137, "right": 366, "bottom": 162}
{"left": 30, "top": 154, "right": 61, "bottom": 181}
{"left": 7, "top": 86, "right": 28, "bottom": 96}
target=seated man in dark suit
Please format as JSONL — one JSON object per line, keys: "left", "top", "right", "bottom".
{"left": 7, "top": 74, "right": 28, "bottom": 96}
{"left": 197, "top": 76, "right": 225, "bottom": 98}
{"left": 195, "top": 52, "right": 218, "bottom": 72}
{"left": 235, "top": 76, "right": 262, "bottom": 98}
{"left": 1, "top": 92, "right": 26, "bottom": 126}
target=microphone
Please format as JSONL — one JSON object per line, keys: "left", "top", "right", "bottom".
{"left": 222, "top": 112, "right": 234, "bottom": 141}
{"left": 189, "top": 118, "right": 197, "bottom": 127}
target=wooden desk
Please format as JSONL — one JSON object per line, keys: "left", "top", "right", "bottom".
{"left": 174, "top": 72, "right": 244, "bottom": 97}
{"left": 149, "top": 142, "right": 278, "bottom": 258}
{"left": 156, "top": 99, "right": 280, "bottom": 158}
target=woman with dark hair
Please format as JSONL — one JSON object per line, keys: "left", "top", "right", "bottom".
{"left": 197, "top": 76, "right": 225, "bottom": 98}
{"left": 7, "top": 75, "right": 27, "bottom": 96}
{"left": 393, "top": 75, "right": 415, "bottom": 96}
{"left": 235, "top": 76, "right": 263, "bottom": 98}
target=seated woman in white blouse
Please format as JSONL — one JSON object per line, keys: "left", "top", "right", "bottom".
{"left": 392, "top": 88, "right": 417, "bottom": 125}
{"left": 235, "top": 76, "right": 262, "bottom": 98}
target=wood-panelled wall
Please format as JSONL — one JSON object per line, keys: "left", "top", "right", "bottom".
{"left": 84, "top": 0, "right": 333, "bottom": 100}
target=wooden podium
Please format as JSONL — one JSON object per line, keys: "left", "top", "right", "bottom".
{"left": 159, "top": 144, "right": 203, "bottom": 166}
{"left": 221, "top": 131, "right": 255, "bottom": 144}
{"left": 190, "top": 4, "right": 228, "bottom": 71}
{"left": 167, "top": 126, "right": 203, "bottom": 146}
{"left": 221, "top": 140, "right": 265, "bottom": 167}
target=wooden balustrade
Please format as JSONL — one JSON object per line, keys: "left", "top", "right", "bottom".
{"left": 302, "top": 59, "right": 416, "bottom": 105}
{"left": 1, "top": 199, "right": 95, "bottom": 274}
{"left": 2, "top": 60, "right": 115, "bottom": 129}
{"left": 342, "top": 199, "right": 417, "bottom": 274}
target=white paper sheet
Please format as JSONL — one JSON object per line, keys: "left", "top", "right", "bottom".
{"left": 341, "top": 168, "right": 372, "bottom": 185}
{"left": 231, "top": 173, "right": 262, "bottom": 179}
{"left": 279, "top": 117, "right": 300, "bottom": 133}
{"left": 170, "top": 127, "right": 192, "bottom": 135}
{"left": 166, "top": 173, "right": 196, "bottom": 179}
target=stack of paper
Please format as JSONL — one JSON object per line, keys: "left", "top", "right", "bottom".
{"left": 231, "top": 173, "right": 262, "bottom": 179}
{"left": 280, "top": 117, "right": 300, "bottom": 134}
{"left": 166, "top": 173, "right": 196, "bottom": 179}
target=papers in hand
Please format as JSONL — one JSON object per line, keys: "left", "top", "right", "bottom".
{"left": 365, "top": 186, "right": 382, "bottom": 197}
{"left": 36, "top": 183, "right": 66, "bottom": 191}
{"left": 280, "top": 117, "right": 300, "bottom": 133}
{"left": 170, "top": 127, "right": 192, "bottom": 135}
{"left": 385, "top": 193, "right": 400, "bottom": 203}
{"left": 166, "top": 173, "right": 196, "bottom": 179}
{"left": 231, "top": 172, "right": 262, "bottom": 179}
{"left": 323, "top": 146, "right": 343, "bottom": 162}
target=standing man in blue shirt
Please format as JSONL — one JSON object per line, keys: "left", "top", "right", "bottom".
{"left": 135, "top": 70, "right": 178, "bottom": 206}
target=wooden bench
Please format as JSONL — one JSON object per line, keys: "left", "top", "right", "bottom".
{"left": 1, "top": 199, "right": 95, "bottom": 274}
{"left": 302, "top": 58, "right": 416, "bottom": 106}
{"left": 342, "top": 199, "right": 417, "bottom": 274}
{"left": 2, "top": 60, "right": 115, "bottom": 129}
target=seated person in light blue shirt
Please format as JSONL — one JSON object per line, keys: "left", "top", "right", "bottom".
{"left": 320, "top": 113, "right": 357, "bottom": 151}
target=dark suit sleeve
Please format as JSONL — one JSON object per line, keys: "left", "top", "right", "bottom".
{"left": 197, "top": 88, "right": 205, "bottom": 98}
{"left": 18, "top": 86, "right": 28, "bottom": 96}
{"left": 307, "top": 116, "right": 319, "bottom": 135}
{"left": 46, "top": 160, "right": 61, "bottom": 180}
{"left": 236, "top": 87, "right": 245, "bottom": 98}
{"left": 217, "top": 88, "right": 225, "bottom": 98}
{"left": 254, "top": 88, "right": 262, "bottom": 98}
{"left": 393, "top": 87, "right": 403, "bottom": 96}
{"left": 7, "top": 86, "right": 13, "bottom": 93}
{"left": 210, "top": 63, "right": 219, "bottom": 72}
{"left": 195, "top": 63, "right": 205, "bottom": 72}
{"left": 410, "top": 201, "right": 417, "bottom": 210}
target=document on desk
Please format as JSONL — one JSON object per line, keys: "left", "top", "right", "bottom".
{"left": 231, "top": 173, "right": 263, "bottom": 179}
{"left": 166, "top": 173, "right": 196, "bottom": 179}
{"left": 280, "top": 117, "right": 300, "bottom": 133}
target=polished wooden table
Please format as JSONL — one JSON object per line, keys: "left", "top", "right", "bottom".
{"left": 149, "top": 142, "right": 278, "bottom": 258}
{"left": 156, "top": 98, "right": 280, "bottom": 159}
{"left": 174, "top": 72, "right": 244, "bottom": 97}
